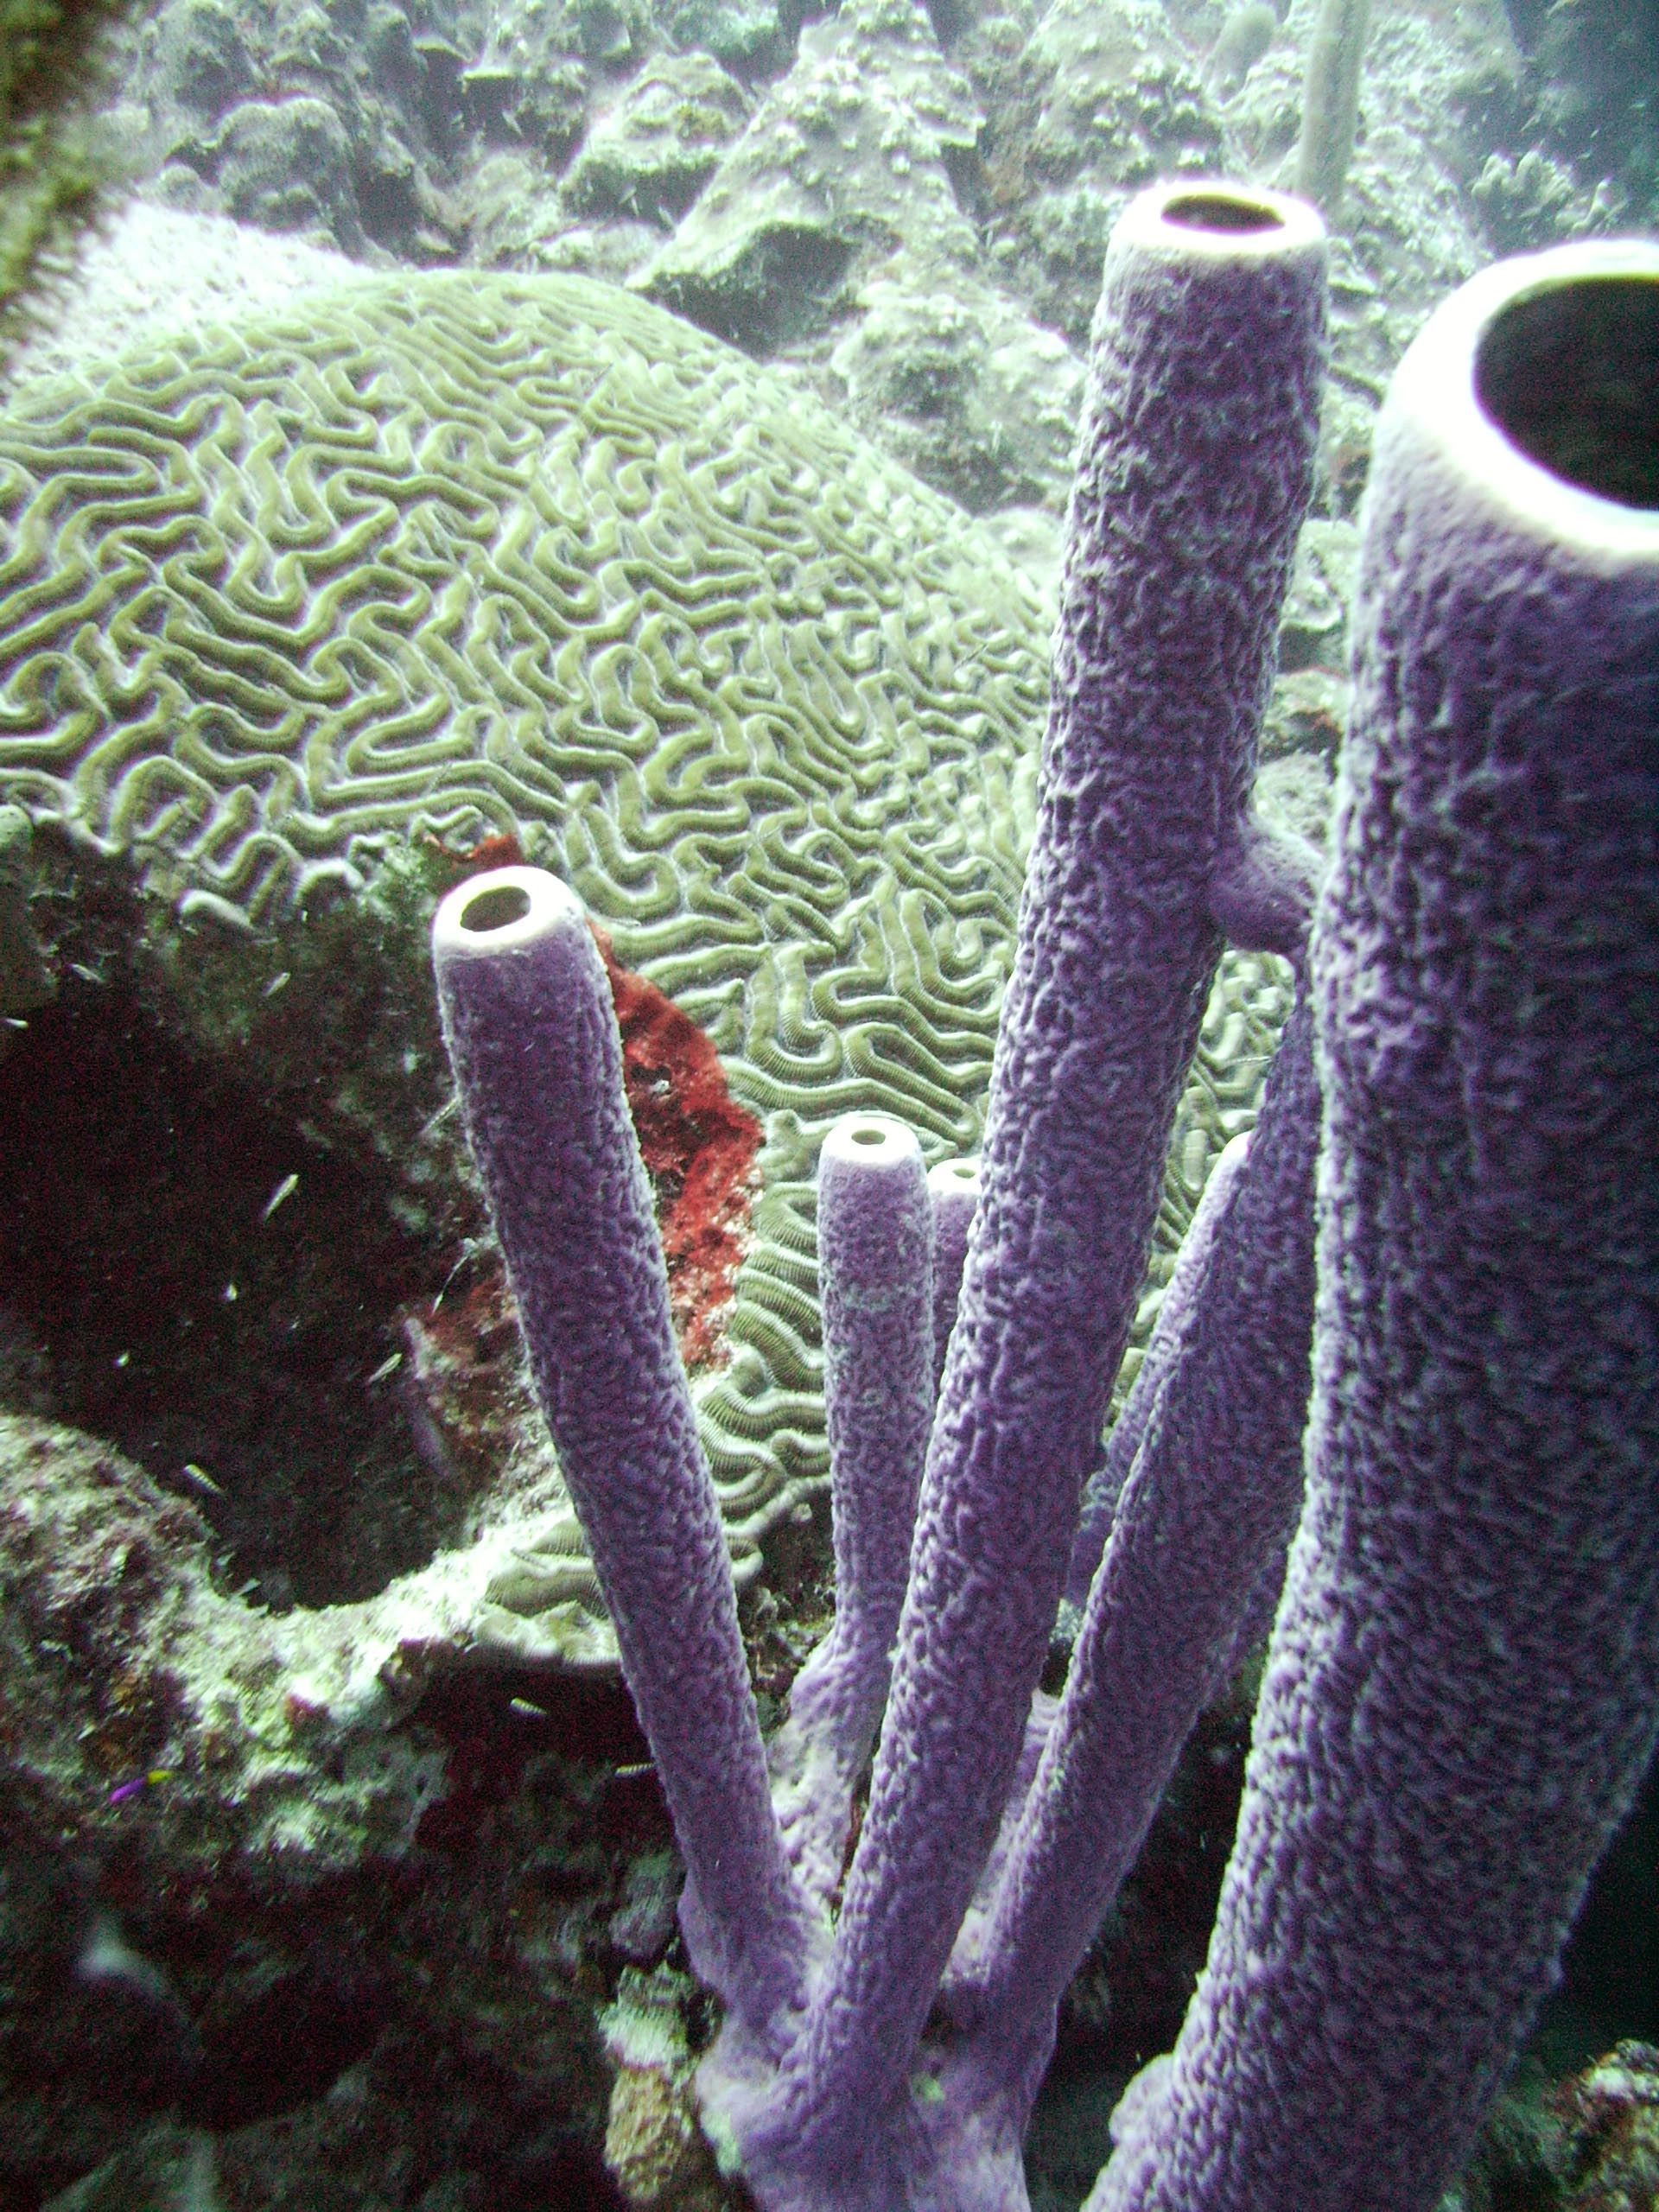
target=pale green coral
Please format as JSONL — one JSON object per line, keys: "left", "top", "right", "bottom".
{"left": 0, "top": 267, "right": 1291, "bottom": 1607}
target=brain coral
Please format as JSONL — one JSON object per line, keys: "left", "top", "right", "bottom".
{"left": 0, "top": 268, "right": 1291, "bottom": 1600}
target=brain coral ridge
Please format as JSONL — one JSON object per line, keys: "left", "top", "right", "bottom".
{"left": 0, "top": 267, "right": 1292, "bottom": 1626}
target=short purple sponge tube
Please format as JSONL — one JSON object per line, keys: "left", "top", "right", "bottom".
{"left": 769, "top": 1115, "right": 935, "bottom": 1911}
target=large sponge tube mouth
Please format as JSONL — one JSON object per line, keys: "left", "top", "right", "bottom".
{"left": 1385, "top": 239, "right": 1659, "bottom": 569}
{"left": 1164, "top": 189, "right": 1284, "bottom": 236}
{"left": 1112, "top": 179, "right": 1325, "bottom": 262}
{"left": 1474, "top": 271, "right": 1659, "bottom": 512}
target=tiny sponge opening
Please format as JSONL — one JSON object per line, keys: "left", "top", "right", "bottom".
{"left": 458, "top": 882, "right": 532, "bottom": 935}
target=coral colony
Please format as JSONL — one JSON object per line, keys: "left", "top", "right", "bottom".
{"left": 0, "top": 254, "right": 1071, "bottom": 1557}
{"left": 433, "top": 183, "right": 1659, "bottom": 2212}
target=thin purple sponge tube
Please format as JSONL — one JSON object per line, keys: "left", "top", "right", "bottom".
{"left": 925, "top": 1157, "right": 980, "bottom": 1406}
{"left": 943, "top": 995, "right": 1319, "bottom": 2131}
{"left": 431, "top": 867, "right": 815, "bottom": 2045}
{"left": 769, "top": 1114, "right": 935, "bottom": 1913}
{"left": 1060, "top": 1122, "right": 1256, "bottom": 1624}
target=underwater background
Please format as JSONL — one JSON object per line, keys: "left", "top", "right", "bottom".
{"left": 0, "top": 2, "right": 1654, "bottom": 2207}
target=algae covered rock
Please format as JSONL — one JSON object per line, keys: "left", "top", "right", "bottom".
{"left": 663, "top": 0, "right": 782, "bottom": 69}
{"left": 639, "top": 0, "right": 984, "bottom": 346}
{"left": 827, "top": 254, "right": 1084, "bottom": 512}
{"left": 1278, "top": 514, "right": 1359, "bottom": 673}
{"left": 127, "top": 0, "right": 592, "bottom": 263}
{"left": 0, "top": 1412, "right": 451, "bottom": 1870}
{"left": 211, "top": 92, "right": 359, "bottom": 239}
{"left": 0, "top": 0, "right": 146, "bottom": 353}
{"left": 1022, "top": 0, "right": 1216, "bottom": 182}
{"left": 561, "top": 51, "right": 749, "bottom": 223}
{"left": 963, "top": 0, "right": 1221, "bottom": 347}
{"left": 146, "top": 0, "right": 257, "bottom": 131}
{"left": 0, "top": 1403, "right": 668, "bottom": 2201}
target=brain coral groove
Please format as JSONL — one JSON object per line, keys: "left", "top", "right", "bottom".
{"left": 0, "top": 269, "right": 1292, "bottom": 1565}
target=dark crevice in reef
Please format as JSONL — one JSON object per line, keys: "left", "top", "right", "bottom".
{"left": 0, "top": 881, "right": 460, "bottom": 1611}
{"left": 3, "top": 1796, "right": 637, "bottom": 2209}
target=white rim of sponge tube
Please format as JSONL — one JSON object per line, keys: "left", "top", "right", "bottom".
{"left": 1384, "top": 239, "right": 1659, "bottom": 573}
{"left": 432, "top": 865, "right": 587, "bottom": 963}
{"left": 1113, "top": 180, "right": 1327, "bottom": 264}
{"left": 821, "top": 1114, "right": 925, "bottom": 1178}
{"left": 927, "top": 1158, "right": 981, "bottom": 1199}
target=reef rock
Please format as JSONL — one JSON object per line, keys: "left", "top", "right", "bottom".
{"left": 825, "top": 251, "right": 1084, "bottom": 513}
{"left": 560, "top": 51, "right": 750, "bottom": 226}
{"left": 639, "top": 0, "right": 984, "bottom": 348}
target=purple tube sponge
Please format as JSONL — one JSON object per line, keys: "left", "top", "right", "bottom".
{"left": 1092, "top": 240, "right": 1659, "bottom": 2212}
{"left": 430, "top": 868, "right": 814, "bottom": 2044}
{"left": 944, "top": 996, "right": 1320, "bottom": 2133}
{"left": 770, "top": 1115, "right": 934, "bottom": 1911}
{"left": 1061, "top": 1127, "right": 1255, "bottom": 1623}
{"left": 703, "top": 180, "right": 1328, "bottom": 2209}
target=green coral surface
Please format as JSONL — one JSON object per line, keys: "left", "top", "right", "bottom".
{"left": 0, "top": 267, "right": 1290, "bottom": 1574}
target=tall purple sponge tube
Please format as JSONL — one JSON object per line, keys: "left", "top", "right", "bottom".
{"left": 946, "top": 997, "right": 1319, "bottom": 2131}
{"left": 431, "top": 868, "right": 813, "bottom": 2045}
{"left": 1091, "top": 240, "right": 1659, "bottom": 2212}
{"left": 703, "top": 180, "right": 1328, "bottom": 2210}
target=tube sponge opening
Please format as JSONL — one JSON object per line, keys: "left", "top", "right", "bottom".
{"left": 1384, "top": 240, "right": 1659, "bottom": 570}
{"left": 1162, "top": 189, "right": 1284, "bottom": 236}
{"left": 432, "top": 865, "right": 582, "bottom": 963}
{"left": 1110, "top": 178, "right": 1325, "bottom": 264}
{"left": 450, "top": 881, "right": 531, "bottom": 935}
{"left": 1475, "top": 274, "right": 1659, "bottom": 512}
{"left": 823, "top": 1116, "right": 921, "bottom": 1169}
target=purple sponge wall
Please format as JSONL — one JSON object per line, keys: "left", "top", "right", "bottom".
{"left": 1092, "top": 240, "right": 1659, "bottom": 2212}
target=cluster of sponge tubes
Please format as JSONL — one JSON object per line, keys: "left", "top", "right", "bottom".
{"left": 431, "top": 181, "right": 1659, "bottom": 2212}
